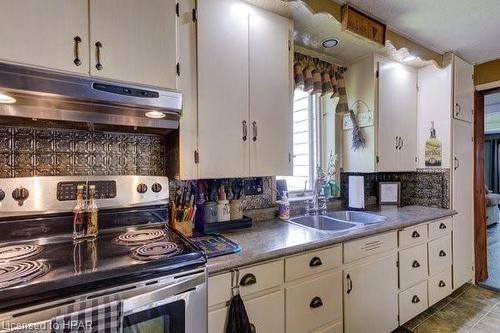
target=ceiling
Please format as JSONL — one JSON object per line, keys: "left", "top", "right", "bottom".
{"left": 333, "top": 0, "right": 500, "bottom": 64}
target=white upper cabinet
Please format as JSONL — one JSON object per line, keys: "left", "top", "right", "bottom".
{"left": 0, "top": 0, "right": 89, "bottom": 75}
{"left": 197, "top": 0, "right": 293, "bottom": 178}
{"left": 89, "top": 0, "right": 177, "bottom": 89}
{"left": 377, "top": 59, "right": 418, "bottom": 172}
{"left": 197, "top": 0, "right": 250, "bottom": 179}
{"left": 249, "top": 8, "right": 293, "bottom": 177}
{"left": 453, "top": 55, "right": 474, "bottom": 123}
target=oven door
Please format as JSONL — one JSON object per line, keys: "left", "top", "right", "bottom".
{"left": 122, "top": 271, "right": 207, "bottom": 333}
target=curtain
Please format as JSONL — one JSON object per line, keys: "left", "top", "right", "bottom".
{"left": 293, "top": 52, "right": 348, "bottom": 113}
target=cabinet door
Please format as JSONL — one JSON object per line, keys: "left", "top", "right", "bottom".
{"left": 197, "top": 0, "right": 250, "bottom": 178}
{"left": 246, "top": 290, "right": 285, "bottom": 333}
{"left": 249, "top": 8, "right": 293, "bottom": 177}
{"left": 344, "top": 254, "right": 398, "bottom": 333}
{"left": 89, "top": 0, "right": 177, "bottom": 88}
{"left": 0, "top": 0, "right": 89, "bottom": 75}
{"left": 377, "top": 60, "right": 417, "bottom": 171}
{"left": 453, "top": 55, "right": 474, "bottom": 123}
{"left": 177, "top": 0, "right": 198, "bottom": 179}
{"left": 452, "top": 119, "right": 474, "bottom": 287}
{"left": 208, "top": 306, "right": 228, "bottom": 333}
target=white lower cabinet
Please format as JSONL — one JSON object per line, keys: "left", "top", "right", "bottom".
{"left": 399, "top": 281, "right": 428, "bottom": 324}
{"left": 428, "top": 235, "right": 452, "bottom": 276}
{"left": 208, "top": 306, "right": 229, "bottom": 333}
{"left": 344, "top": 253, "right": 399, "bottom": 333}
{"left": 428, "top": 268, "right": 453, "bottom": 306}
{"left": 399, "top": 243, "right": 428, "bottom": 290}
{"left": 317, "top": 322, "right": 343, "bottom": 333}
{"left": 285, "top": 270, "right": 342, "bottom": 333}
{"left": 246, "top": 290, "right": 285, "bottom": 333}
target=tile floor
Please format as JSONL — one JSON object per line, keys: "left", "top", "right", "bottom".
{"left": 402, "top": 284, "right": 500, "bottom": 332}
{"left": 482, "top": 224, "right": 500, "bottom": 290}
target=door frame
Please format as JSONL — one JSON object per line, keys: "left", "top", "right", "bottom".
{"left": 474, "top": 87, "right": 500, "bottom": 283}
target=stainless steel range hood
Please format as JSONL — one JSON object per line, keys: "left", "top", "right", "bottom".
{"left": 0, "top": 63, "right": 182, "bottom": 131}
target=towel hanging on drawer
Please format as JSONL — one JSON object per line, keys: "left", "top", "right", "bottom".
{"left": 226, "top": 270, "right": 253, "bottom": 333}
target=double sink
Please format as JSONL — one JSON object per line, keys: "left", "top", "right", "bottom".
{"left": 288, "top": 211, "right": 387, "bottom": 232}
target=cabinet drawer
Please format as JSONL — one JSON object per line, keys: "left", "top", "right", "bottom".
{"left": 399, "top": 243, "right": 428, "bottom": 290}
{"left": 286, "top": 270, "right": 342, "bottom": 333}
{"left": 399, "top": 281, "right": 428, "bottom": 324}
{"left": 208, "top": 272, "right": 232, "bottom": 307}
{"left": 344, "top": 231, "right": 397, "bottom": 263}
{"left": 285, "top": 246, "right": 342, "bottom": 282}
{"left": 399, "top": 224, "right": 427, "bottom": 248}
{"left": 208, "top": 306, "right": 228, "bottom": 333}
{"left": 428, "top": 235, "right": 452, "bottom": 276}
{"left": 428, "top": 267, "right": 452, "bottom": 306}
{"left": 428, "top": 218, "right": 452, "bottom": 239}
{"left": 239, "top": 260, "right": 284, "bottom": 297}
{"left": 245, "top": 290, "right": 285, "bottom": 333}
{"left": 316, "top": 321, "right": 342, "bottom": 333}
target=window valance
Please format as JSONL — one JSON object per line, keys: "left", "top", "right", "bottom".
{"left": 293, "top": 52, "right": 348, "bottom": 113}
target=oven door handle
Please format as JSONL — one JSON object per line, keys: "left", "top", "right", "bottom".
{"left": 122, "top": 271, "right": 206, "bottom": 314}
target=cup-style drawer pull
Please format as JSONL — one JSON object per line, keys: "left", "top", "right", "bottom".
{"left": 250, "top": 323, "right": 256, "bottom": 333}
{"left": 309, "top": 256, "right": 323, "bottom": 267}
{"left": 412, "top": 295, "right": 420, "bottom": 304}
{"left": 439, "top": 280, "right": 446, "bottom": 288}
{"left": 439, "top": 250, "right": 447, "bottom": 257}
{"left": 412, "top": 260, "right": 421, "bottom": 268}
{"left": 310, "top": 296, "right": 323, "bottom": 309}
{"left": 411, "top": 231, "right": 420, "bottom": 238}
{"left": 439, "top": 223, "right": 447, "bottom": 230}
{"left": 240, "top": 273, "right": 257, "bottom": 286}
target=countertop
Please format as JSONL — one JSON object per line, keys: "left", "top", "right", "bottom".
{"left": 207, "top": 205, "right": 456, "bottom": 274}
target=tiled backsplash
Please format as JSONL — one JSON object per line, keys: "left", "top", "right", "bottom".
{"left": 169, "top": 177, "right": 275, "bottom": 211}
{"left": 340, "top": 169, "right": 450, "bottom": 209}
{"left": 0, "top": 127, "right": 166, "bottom": 178}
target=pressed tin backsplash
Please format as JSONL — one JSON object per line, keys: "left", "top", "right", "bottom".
{"left": 0, "top": 127, "right": 166, "bottom": 178}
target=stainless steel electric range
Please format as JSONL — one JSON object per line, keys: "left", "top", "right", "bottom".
{"left": 0, "top": 176, "right": 207, "bottom": 333}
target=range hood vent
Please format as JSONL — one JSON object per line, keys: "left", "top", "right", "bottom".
{"left": 0, "top": 63, "right": 182, "bottom": 131}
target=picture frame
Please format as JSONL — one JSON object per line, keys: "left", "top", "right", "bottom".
{"left": 378, "top": 181, "right": 401, "bottom": 206}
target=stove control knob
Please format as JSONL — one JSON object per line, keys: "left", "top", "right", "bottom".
{"left": 12, "top": 187, "right": 29, "bottom": 206}
{"left": 0, "top": 189, "right": 5, "bottom": 201}
{"left": 137, "top": 183, "right": 148, "bottom": 194}
{"left": 151, "top": 183, "right": 162, "bottom": 193}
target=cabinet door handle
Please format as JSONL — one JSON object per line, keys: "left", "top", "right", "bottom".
{"left": 412, "top": 260, "right": 421, "bottom": 268}
{"left": 346, "top": 274, "right": 353, "bottom": 294}
{"left": 455, "top": 102, "right": 461, "bottom": 116}
{"left": 95, "top": 41, "right": 103, "bottom": 70}
{"left": 240, "top": 273, "right": 256, "bottom": 286}
{"left": 400, "top": 137, "right": 404, "bottom": 150}
{"left": 439, "top": 223, "right": 447, "bottom": 230}
{"left": 252, "top": 121, "right": 257, "bottom": 142}
{"left": 395, "top": 136, "right": 399, "bottom": 149}
{"left": 439, "top": 280, "right": 446, "bottom": 288}
{"left": 454, "top": 157, "right": 460, "bottom": 170}
{"left": 250, "top": 323, "right": 256, "bottom": 333}
{"left": 310, "top": 296, "right": 324, "bottom": 309}
{"left": 439, "top": 250, "right": 447, "bottom": 257}
{"left": 309, "top": 256, "right": 323, "bottom": 267}
{"left": 242, "top": 120, "right": 248, "bottom": 141}
{"left": 73, "top": 36, "right": 82, "bottom": 66}
{"left": 412, "top": 295, "right": 420, "bottom": 304}
{"left": 412, "top": 230, "right": 420, "bottom": 238}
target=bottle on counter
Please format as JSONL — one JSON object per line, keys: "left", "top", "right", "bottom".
{"left": 217, "top": 186, "right": 231, "bottom": 222}
{"left": 85, "top": 185, "right": 99, "bottom": 237}
{"left": 278, "top": 191, "right": 290, "bottom": 220}
{"left": 73, "top": 185, "right": 86, "bottom": 240}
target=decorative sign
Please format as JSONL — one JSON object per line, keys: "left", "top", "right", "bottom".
{"left": 379, "top": 182, "right": 401, "bottom": 206}
{"left": 341, "top": 5, "right": 386, "bottom": 46}
{"left": 343, "top": 109, "right": 374, "bottom": 130}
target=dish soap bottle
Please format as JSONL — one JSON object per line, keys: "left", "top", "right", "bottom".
{"left": 85, "top": 185, "right": 98, "bottom": 237}
{"left": 425, "top": 121, "right": 442, "bottom": 167}
{"left": 278, "top": 191, "right": 290, "bottom": 220}
{"left": 217, "top": 186, "right": 231, "bottom": 222}
{"left": 73, "top": 185, "right": 86, "bottom": 240}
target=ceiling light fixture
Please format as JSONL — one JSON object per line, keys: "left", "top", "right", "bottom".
{"left": 321, "top": 38, "right": 339, "bottom": 49}
{"left": 145, "top": 111, "right": 166, "bottom": 119}
{"left": 0, "top": 93, "right": 16, "bottom": 104}
{"left": 402, "top": 55, "right": 417, "bottom": 62}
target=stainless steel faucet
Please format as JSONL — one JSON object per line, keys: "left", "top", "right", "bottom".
{"left": 306, "top": 166, "right": 327, "bottom": 215}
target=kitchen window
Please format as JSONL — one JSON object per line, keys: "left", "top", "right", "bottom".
{"left": 278, "top": 89, "right": 338, "bottom": 194}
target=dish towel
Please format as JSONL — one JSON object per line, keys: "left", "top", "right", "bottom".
{"left": 51, "top": 300, "right": 122, "bottom": 333}
{"left": 225, "top": 294, "right": 252, "bottom": 333}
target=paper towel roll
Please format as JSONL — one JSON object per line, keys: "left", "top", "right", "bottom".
{"left": 348, "top": 176, "right": 365, "bottom": 209}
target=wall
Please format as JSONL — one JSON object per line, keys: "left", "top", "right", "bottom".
{"left": 340, "top": 169, "right": 450, "bottom": 209}
{"left": 0, "top": 126, "right": 166, "bottom": 178}
{"left": 474, "top": 58, "right": 500, "bottom": 87}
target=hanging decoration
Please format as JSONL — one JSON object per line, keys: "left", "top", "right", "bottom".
{"left": 349, "top": 110, "right": 366, "bottom": 151}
